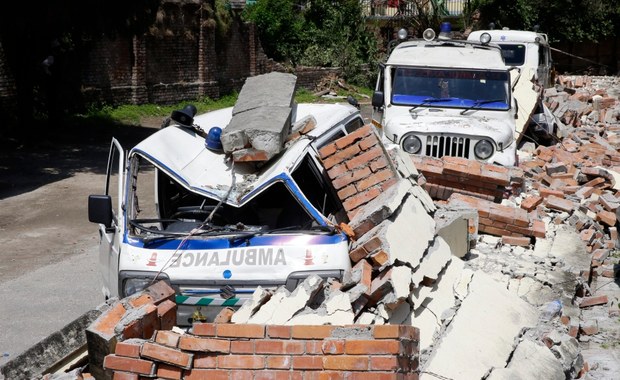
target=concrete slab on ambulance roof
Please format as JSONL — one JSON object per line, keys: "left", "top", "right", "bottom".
{"left": 386, "top": 40, "right": 507, "bottom": 70}
{"left": 232, "top": 72, "right": 297, "bottom": 115}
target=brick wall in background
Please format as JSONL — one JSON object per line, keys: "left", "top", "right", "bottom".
{"left": 103, "top": 323, "right": 420, "bottom": 379}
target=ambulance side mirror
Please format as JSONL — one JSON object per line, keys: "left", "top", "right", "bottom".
{"left": 88, "top": 194, "right": 113, "bottom": 228}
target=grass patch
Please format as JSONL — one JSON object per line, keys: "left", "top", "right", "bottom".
{"left": 79, "top": 86, "right": 371, "bottom": 127}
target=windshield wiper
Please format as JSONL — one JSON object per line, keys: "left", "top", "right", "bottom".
{"left": 460, "top": 99, "right": 506, "bottom": 115}
{"left": 409, "top": 97, "right": 453, "bottom": 112}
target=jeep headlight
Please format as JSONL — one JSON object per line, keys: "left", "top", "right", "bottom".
{"left": 120, "top": 271, "right": 170, "bottom": 297}
{"left": 402, "top": 134, "right": 422, "bottom": 154}
{"left": 474, "top": 140, "right": 494, "bottom": 160}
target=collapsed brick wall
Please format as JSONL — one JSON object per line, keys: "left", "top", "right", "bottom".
{"left": 103, "top": 323, "right": 420, "bottom": 379}
{"left": 318, "top": 125, "right": 400, "bottom": 220}
{"left": 411, "top": 156, "right": 524, "bottom": 202}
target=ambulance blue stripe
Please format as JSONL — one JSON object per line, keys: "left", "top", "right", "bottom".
{"left": 126, "top": 233, "right": 347, "bottom": 249}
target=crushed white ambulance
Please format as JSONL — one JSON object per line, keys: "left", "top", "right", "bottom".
{"left": 371, "top": 25, "right": 518, "bottom": 166}
{"left": 88, "top": 101, "right": 364, "bottom": 325}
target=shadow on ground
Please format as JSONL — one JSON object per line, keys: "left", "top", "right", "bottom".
{"left": 0, "top": 118, "right": 159, "bottom": 200}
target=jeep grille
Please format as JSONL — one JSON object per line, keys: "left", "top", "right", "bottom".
{"left": 425, "top": 135, "right": 471, "bottom": 159}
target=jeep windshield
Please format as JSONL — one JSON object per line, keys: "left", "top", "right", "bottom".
{"left": 391, "top": 67, "right": 510, "bottom": 111}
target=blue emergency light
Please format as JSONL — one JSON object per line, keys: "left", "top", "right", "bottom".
{"left": 205, "top": 126, "right": 223, "bottom": 152}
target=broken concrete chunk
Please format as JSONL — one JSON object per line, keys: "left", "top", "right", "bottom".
{"left": 231, "top": 286, "right": 272, "bottom": 324}
{"left": 232, "top": 72, "right": 297, "bottom": 115}
{"left": 411, "top": 236, "right": 452, "bottom": 287}
{"left": 285, "top": 290, "right": 354, "bottom": 325}
{"left": 487, "top": 339, "right": 564, "bottom": 380}
{"left": 421, "top": 271, "right": 538, "bottom": 380}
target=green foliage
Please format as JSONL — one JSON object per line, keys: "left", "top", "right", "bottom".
{"left": 474, "top": 0, "right": 620, "bottom": 42}
{"left": 243, "top": 0, "right": 378, "bottom": 86}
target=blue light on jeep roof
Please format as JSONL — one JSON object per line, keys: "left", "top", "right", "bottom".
{"left": 205, "top": 126, "right": 223, "bottom": 152}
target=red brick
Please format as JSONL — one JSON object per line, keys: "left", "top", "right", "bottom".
{"left": 345, "top": 340, "right": 401, "bottom": 355}
{"left": 266, "top": 355, "right": 292, "bottom": 369}
{"left": 178, "top": 335, "right": 230, "bottom": 353}
{"left": 216, "top": 323, "right": 265, "bottom": 338}
{"left": 596, "top": 210, "right": 616, "bottom": 226}
{"left": 334, "top": 125, "right": 373, "bottom": 150}
{"left": 544, "top": 195, "right": 575, "bottom": 212}
{"left": 153, "top": 330, "right": 180, "bottom": 348}
{"left": 370, "top": 249, "right": 390, "bottom": 267}
{"left": 121, "top": 319, "right": 142, "bottom": 340}
{"left": 267, "top": 325, "right": 292, "bottom": 339}
{"left": 305, "top": 340, "right": 323, "bottom": 354}
{"left": 501, "top": 236, "right": 532, "bottom": 246}
{"left": 157, "top": 363, "right": 184, "bottom": 380}
{"left": 373, "top": 325, "right": 418, "bottom": 341}
{"left": 345, "top": 146, "right": 384, "bottom": 171}
{"left": 218, "top": 355, "right": 265, "bottom": 369}
{"left": 520, "top": 195, "right": 543, "bottom": 211}
{"left": 356, "top": 168, "right": 394, "bottom": 191}
{"left": 140, "top": 342, "right": 193, "bottom": 369}
{"left": 318, "top": 142, "right": 338, "bottom": 159}
{"left": 349, "top": 246, "right": 369, "bottom": 263}
{"left": 369, "top": 356, "right": 400, "bottom": 371}
{"left": 157, "top": 300, "right": 177, "bottom": 330}
{"left": 232, "top": 148, "right": 270, "bottom": 162}
{"left": 185, "top": 369, "right": 229, "bottom": 380}
{"left": 323, "top": 355, "right": 369, "bottom": 371}
{"left": 103, "top": 355, "right": 155, "bottom": 376}
{"left": 291, "top": 325, "right": 335, "bottom": 339}
{"left": 327, "top": 163, "right": 349, "bottom": 180}
{"left": 370, "top": 156, "right": 389, "bottom": 172}
{"left": 114, "top": 340, "right": 144, "bottom": 358}
{"left": 255, "top": 339, "right": 304, "bottom": 355}
{"left": 343, "top": 187, "right": 381, "bottom": 212}
{"left": 322, "top": 144, "right": 363, "bottom": 170}
{"left": 292, "top": 355, "right": 324, "bottom": 370}
{"left": 332, "top": 166, "right": 372, "bottom": 190}
{"left": 192, "top": 323, "right": 216, "bottom": 336}
{"left": 337, "top": 184, "right": 357, "bottom": 200}
{"left": 193, "top": 353, "right": 217, "bottom": 368}
{"left": 539, "top": 187, "right": 565, "bottom": 199}
{"left": 230, "top": 340, "right": 254, "bottom": 354}
{"left": 254, "top": 371, "right": 293, "bottom": 380}
{"left": 322, "top": 339, "right": 345, "bottom": 354}
{"left": 351, "top": 259, "right": 372, "bottom": 295}
{"left": 90, "top": 302, "right": 127, "bottom": 337}
{"left": 111, "top": 372, "right": 139, "bottom": 380}
{"left": 579, "top": 295, "right": 609, "bottom": 308}
{"left": 128, "top": 294, "right": 155, "bottom": 309}
{"left": 141, "top": 304, "right": 159, "bottom": 339}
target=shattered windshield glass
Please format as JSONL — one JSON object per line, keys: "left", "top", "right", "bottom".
{"left": 126, "top": 155, "right": 338, "bottom": 241}
{"left": 391, "top": 67, "right": 510, "bottom": 111}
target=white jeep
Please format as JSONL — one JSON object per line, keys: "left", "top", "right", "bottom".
{"left": 371, "top": 27, "right": 518, "bottom": 166}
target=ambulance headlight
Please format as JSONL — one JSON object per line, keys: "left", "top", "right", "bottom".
{"left": 474, "top": 140, "right": 494, "bottom": 159}
{"left": 402, "top": 134, "right": 422, "bottom": 154}
{"left": 120, "top": 271, "right": 170, "bottom": 297}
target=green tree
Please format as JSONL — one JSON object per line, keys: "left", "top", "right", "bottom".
{"left": 243, "top": 0, "right": 378, "bottom": 85}
{"left": 472, "top": 0, "right": 620, "bottom": 42}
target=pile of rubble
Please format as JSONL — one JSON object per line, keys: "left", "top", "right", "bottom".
{"left": 6, "top": 76, "right": 619, "bottom": 380}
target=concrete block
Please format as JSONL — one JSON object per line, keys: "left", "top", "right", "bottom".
{"left": 487, "top": 339, "right": 564, "bottom": 380}
{"left": 231, "top": 286, "right": 272, "bottom": 324}
{"left": 222, "top": 106, "right": 292, "bottom": 158}
{"left": 421, "top": 271, "right": 538, "bottom": 380}
{"left": 434, "top": 204, "right": 478, "bottom": 258}
{"left": 232, "top": 72, "right": 296, "bottom": 115}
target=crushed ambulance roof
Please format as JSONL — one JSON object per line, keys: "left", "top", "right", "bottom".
{"left": 130, "top": 102, "right": 359, "bottom": 206}
{"left": 387, "top": 39, "right": 507, "bottom": 70}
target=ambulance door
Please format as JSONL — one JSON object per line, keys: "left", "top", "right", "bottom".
{"left": 98, "top": 138, "right": 125, "bottom": 298}
{"left": 371, "top": 63, "right": 386, "bottom": 135}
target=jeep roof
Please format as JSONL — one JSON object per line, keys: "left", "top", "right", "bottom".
{"left": 386, "top": 39, "right": 507, "bottom": 70}
{"left": 467, "top": 29, "right": 549, "bottom": 46}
